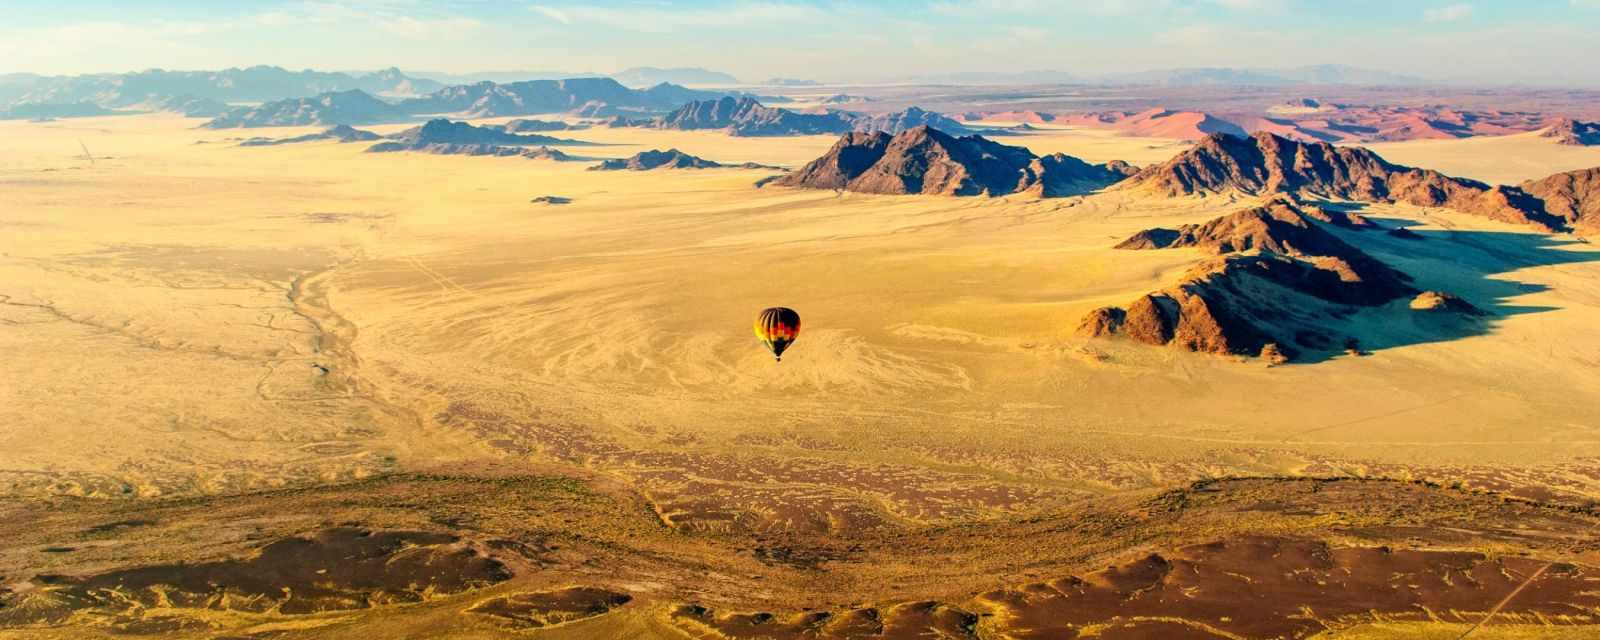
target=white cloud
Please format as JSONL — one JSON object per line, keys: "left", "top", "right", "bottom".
{"left": 522, "top": 2, "right": 828, "bottom": 33}
{"left": 931, "top": 0, "right": 1179, "bottom": 17}
{"left": 530, "top": 5, "right": 573, "bottom": 24}
{"left": 1210, "top": 0, "right": 1288, "bottom": 11}
{"left": 1424, "top": 4, "right": 1473, "bottom": 22}
{"left": 377, "top": 16, "right": 482, "bottom": 39}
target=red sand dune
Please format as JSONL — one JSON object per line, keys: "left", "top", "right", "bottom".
{"left": 1055, "top": 107, "right": 1248, "bottom": 140}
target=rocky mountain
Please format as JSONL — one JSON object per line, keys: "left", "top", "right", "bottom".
{"left": 612, "top": 67, "right": 738, "bottom": 87}
{"left": 654, "top": 97, "right": 854, "bottom": 136}
{"left": 1540, "top": 119, "right": 1600, "bottom": 146}
{"left": 0, "top": 101, "right": 115, "bottom": 120}
{"left": 398, "top": 78, "right": 728, "bottom": 118}
{"left": 773, "top": 126, "right": 1135, "bottom": 197}
{"left": 1114, "top": 132, "right": 1561, "bottom": 230}
{"left": 3, "top": 65, "right": 441, "bottom": 109}
{"left": 588, "top": 149, "right": 727, "bottom": 171}
{"left": 239, "top": 125, "right": 382, "bottom": 147}
{"left": 1079, "top": 198, "right": 1423, "bottom": 361}
{"left": 1521, "top": 167, "right": 1600, "bottom": 235}
{"left": 202, "top": 90, "right": 408, "bottom": 128}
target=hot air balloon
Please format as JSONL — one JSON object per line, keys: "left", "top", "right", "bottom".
{"left": 754, "top": 307, "right": 801, "bottom": 362}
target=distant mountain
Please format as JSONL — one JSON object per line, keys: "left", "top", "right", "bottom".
{"left": 655, "top": 97, "right": 855, "bottom": 136}
{"left": 141, "top": 94, "right": 230, "bottom": 117}
{"left": 903, "top": 70, "right": 1078, "bottom": 85}
{"left": 4, "top": 65, "right": 442, "bottom": 109}
{"left": 1540, "top": 119, "right": 1600, "bottom": 146}
{"left": 612, "top": 67, "right": 738, "bottom": 87}
{"left": 652, "top": 98, "right": 976, "bottom": 137}
{"left": 202, "top": 90, "right": 407, "bottom": 128}
{"left": 408, "top": 70, "right": 604, "bottom": 84}
{"left": 1114, "top": 132, "right": 1561, "bottom": 230}
{"left": 239, "top": 125, "right": 382, "bottom": 147}
{"left": 763, "top": 78, "right": 821, "bottom": 87}
{"left": 1106, "top": 65, "right": 1421, "bottom": 86}
{"left": 398, "top": 78, "right": 727, "bottom": 118}
{"left": 774, "top": 126, "right": 1135, "bottom": 197}
{"left": 821, "top": 94, "right": 872, "bottom": 104}
{"left": 358, "top": 67, "right": 446, "bottom": 97}
{"left": 850, "top": 106, "right": 977, "bottom": 136}
{"left": 0, "top": 101, "right": 115, "bottom": 120}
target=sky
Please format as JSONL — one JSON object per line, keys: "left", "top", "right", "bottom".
{"left": 3, "top": 0, "right": 1599, "bottom": 85}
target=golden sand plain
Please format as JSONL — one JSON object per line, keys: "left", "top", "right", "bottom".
{"left": 5, "top": 114, "right": 1600, "bottom": 637}
{"left": 6, "top": 115, "right": 1600, "bottom": 504}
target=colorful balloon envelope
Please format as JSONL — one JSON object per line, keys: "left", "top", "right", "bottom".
{"left": 754, "top": 307, "right": 801, "bottom": 362}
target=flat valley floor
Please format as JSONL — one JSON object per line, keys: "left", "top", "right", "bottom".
{"left": 5, "top": 115, "right": 1600, "bottom": 638}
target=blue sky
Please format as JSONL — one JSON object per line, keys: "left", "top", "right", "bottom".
{"left": 4, "top": 1, "right": 1598, "bottom": 84}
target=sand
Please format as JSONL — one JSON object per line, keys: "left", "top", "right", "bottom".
{"left": 6, "top": 113, "right": 1600, "bottom": 637}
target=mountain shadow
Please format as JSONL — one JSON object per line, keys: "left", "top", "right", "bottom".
{"left": 1079, "top": 197, "right": 1599, "bottom": 364}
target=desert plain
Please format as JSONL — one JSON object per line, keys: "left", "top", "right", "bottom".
{"left": 5, "top": 108, "right": 1600, "bottom": 639}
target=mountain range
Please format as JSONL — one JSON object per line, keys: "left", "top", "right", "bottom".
{"left": 201, "top": 78, "right": 737, "bottom": 128}
{"left": 649, "top": 97, "right": 978, "bottom": 137}
{"left": 1113, "top": 131, "right": 1564, "bottom": 231}
{"left": 0, "top": 66, "right": 444, "bottom": 109}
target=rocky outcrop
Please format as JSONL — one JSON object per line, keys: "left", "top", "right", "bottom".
{"left": 1410, "top": 291, "right": 1483, "bottom": 315}
{"left": 382, "top": 118, "right": 577, "bottom": 146}
{"left": 496, "top": 118, "right": 582, "bottom": 133}
{"left": 1114, "top": 132, "right": 1563, "bottom": 231}
{"left": 1538, "top": 119, "right": 1600, "bottom": 146}
{"left": 1521, "top": 167, "right": 1600, "bottom": 235}
{"left": 588, "top": 149, "right": 731, "bottom": 171}
{"left": 1080, "top": 199, "right": 1419, "bottom": 361}
{"left": 774, "top": 126, "right": 1135, "bottom": 197}
{"left": 239, "top": 124, "right": 381, "bottom": 147}
{"left": 203, "top": 89, "right": 406, "bottom": 128}
{"left": 364, "top": 119, "right": 580, "bottom": 158}
{"left": 821, "top": 94, "right": 872, "bottom": 104}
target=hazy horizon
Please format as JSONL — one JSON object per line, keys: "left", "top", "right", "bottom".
{"left": 6, "top": 0, "right": 1600, "bottom": 86}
